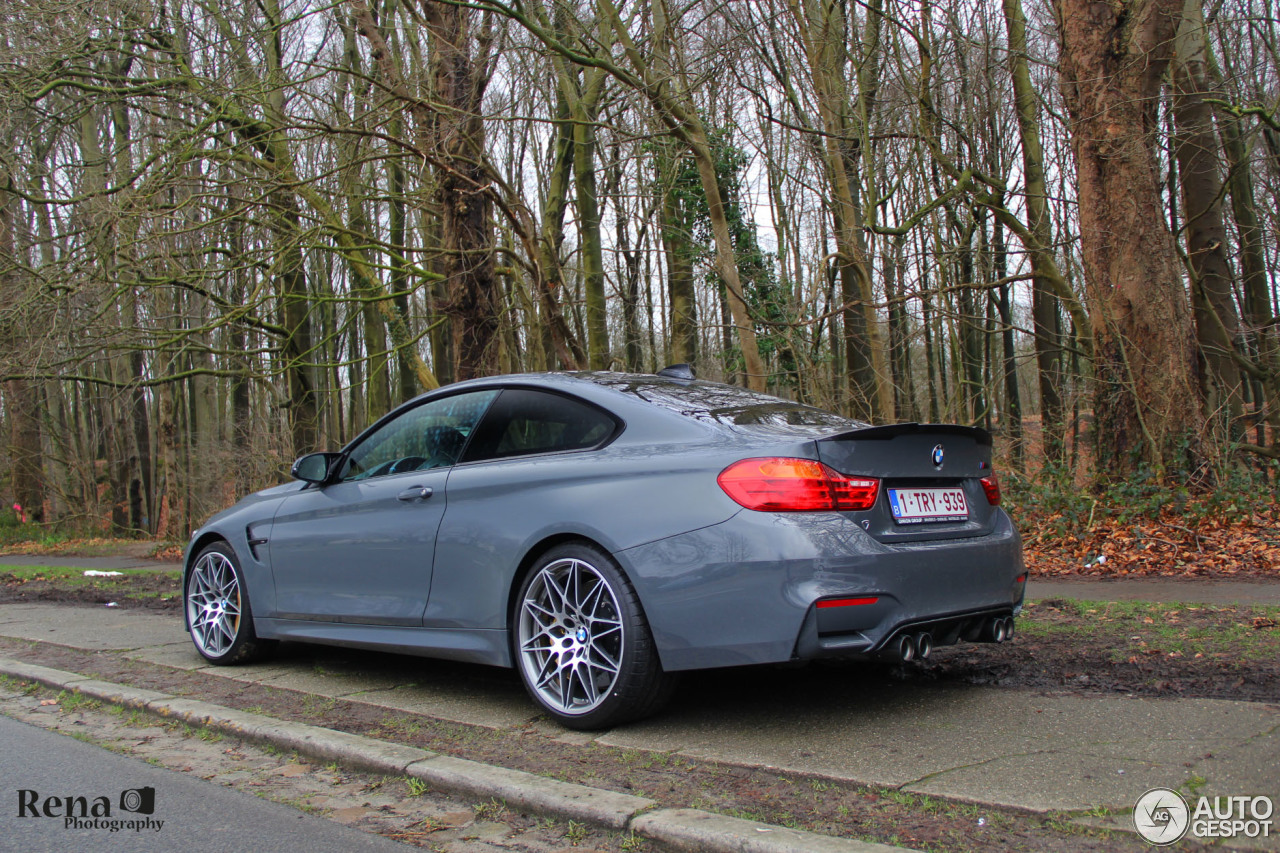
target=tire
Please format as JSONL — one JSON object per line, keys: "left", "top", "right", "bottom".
{"left": 514, "top": 543, "right": 675, "bottom": 730}
{"left": 185, "top": 541, "right": 274, "bottom": 665}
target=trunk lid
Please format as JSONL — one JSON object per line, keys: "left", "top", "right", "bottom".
{"left": 816, "top": 423, "right": 999, "bottom": 543}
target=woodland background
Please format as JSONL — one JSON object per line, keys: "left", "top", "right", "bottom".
{"left": 1, "top": 0, "right": 1278, "bottom": 540}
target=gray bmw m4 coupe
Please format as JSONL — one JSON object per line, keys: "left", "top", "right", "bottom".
{"left": 184, "top": 368, "right": 1025, "bottom": 728}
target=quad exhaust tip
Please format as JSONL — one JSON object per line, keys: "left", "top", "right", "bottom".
{"left": 889, "top": 632, "right": 933, "bottom": 662}
{"left": 985, "top": 616, "right": 1015, "bottom": 643}
{"left": 882, "top": 618, "right": 1009, "bottom": 661}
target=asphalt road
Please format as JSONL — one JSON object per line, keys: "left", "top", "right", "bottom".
{"left": 0, "top": 714, "right": 410, "bottom": 852}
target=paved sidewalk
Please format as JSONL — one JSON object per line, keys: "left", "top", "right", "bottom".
{"left": 0, "top": 554, "right": 183, "bottom": 572}
{"left": 0, "top": 601, "right": 1276, "bottom": 851}
{"left": 1028, "top": 577, "right": 1280, "bottom": 605}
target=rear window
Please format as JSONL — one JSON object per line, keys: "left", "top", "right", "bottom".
{"left": 590, "top": 376, "right": 855, "bottom": 430}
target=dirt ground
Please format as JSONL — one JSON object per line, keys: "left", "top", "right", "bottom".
{"left": 0, "top": 569, "right": 181, "bottom": 611}
{"left": 921, "top": 598, "right": 1280, "bottom": 703}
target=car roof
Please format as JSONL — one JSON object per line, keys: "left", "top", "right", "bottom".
{"left": 438, "top": 371, "right": 862, "bottom": 436}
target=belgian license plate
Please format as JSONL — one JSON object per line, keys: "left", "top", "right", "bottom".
{"left": 888, "top": 487, "right": 969, "bottom": 524}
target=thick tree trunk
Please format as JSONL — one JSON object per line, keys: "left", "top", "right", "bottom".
{"left": 610, "top": 155, "right": 645, "bottom": 374}
{"left": 0, "top": 167, "right": 46, "bottom": 522}
{"left": 1055, "top": 0, "right": 1206, "bottom": 476}
{"left": 1172, "top": 0, "right": 1245, "bottom": 433}
{"left": 275, "top": 199, "right": 320, "bottom": 455}
{"left": 658, "top": 151, "right": 698, "bottom": 368}
{"left": 422, "top": 1, "right": 500, "bottom": 381}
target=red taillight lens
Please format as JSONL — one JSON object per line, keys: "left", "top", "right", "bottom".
{"left": 816, "top": 596, "right": 880, "bottom": 609}
{"left": 717, "top": 458, "right": 880, "bottom": 512}
{"left": 981, "top": 472, "right": 1001, "bottom": 505}
{"left": 829, "top": 475, "right": 880, "bottom": 510}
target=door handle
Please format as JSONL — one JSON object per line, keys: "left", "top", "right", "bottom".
{"left": 397, "top": 486, "right": 434, "bottom": 502}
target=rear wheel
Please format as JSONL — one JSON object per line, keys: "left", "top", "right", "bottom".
{"left": 185, "top": 541, "right": 274, "bottom": 665}
{"left": 515, "top": 543, "right": 673, "bottom": 729}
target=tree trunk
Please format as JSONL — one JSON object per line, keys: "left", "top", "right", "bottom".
{"left": 0, "top": 166, "right": 46, "bottom": 523}
{"left": 535, "top": 91, "right": 586, "bottom": 371}
{"left": 885, "top": 235, "right": 917, "bottom": 420}
{"left": 787, "top": 0, "right": 890, "bottom": 419}
{"left": 421, "top": 1, "right": 499, "bottom": 381}
{"left": 1206, "top": 30, "right": 1279, "bottom": 452}
{"left": 1002, "top": 0, "right": 1064, "bottom": 463}
{"left": 658, "top": 147, "right": 698, "bottom": 367}
{"left": 1171, "top": 0, "right": 1245, "bottom": 434}
{"left": 1055, "top": 0, "right": 1206, "bottom": 477}
{"left": 572, "top": 105, "right": 609, "bottom": 370}
{"left": 990, "top": 195, "right": 1024, "bottom": 465}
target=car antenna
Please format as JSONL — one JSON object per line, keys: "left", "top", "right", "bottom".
{"left": 656, "top": 363, "right": 696, "bottom": 380}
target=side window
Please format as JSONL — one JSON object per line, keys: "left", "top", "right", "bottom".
{"left": 461, "top": 389, "right": 618, "bottom": 463}
{"left": 338, "top": 390, "right": 499, "bottom": 481}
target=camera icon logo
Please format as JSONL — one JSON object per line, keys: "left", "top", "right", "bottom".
{"left": 1134, "top": 788, "right": 1190, "bottom": 845}
{"left": 119, "top": 787, "right": 156, "bottom": 815}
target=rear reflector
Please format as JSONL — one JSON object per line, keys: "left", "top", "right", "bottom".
{"left": 980, "top": 472, "right": 1001, "bottom": 505}
{"left": 717, "top": 458, "right": 880, "bottom": 512}
{"left": 815, "top": 596, "right": 880, "bottom": 609}
{"left": 1015, "top": 573, "right": 1027, "bottom": 584}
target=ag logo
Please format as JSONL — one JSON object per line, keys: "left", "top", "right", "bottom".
{"left": 1134, "top": 788, "right": 1190, "bottom": 845}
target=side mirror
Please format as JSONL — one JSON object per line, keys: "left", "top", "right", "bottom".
{"left": 291, "top": 452, "right": 341, "bottom": 484}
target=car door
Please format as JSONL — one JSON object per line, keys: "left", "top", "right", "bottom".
{"left": 424, "top": 388, "right": 623, "bottom": 630}
{"left": 268, "top": 390, "right": 498, "bottom": 625}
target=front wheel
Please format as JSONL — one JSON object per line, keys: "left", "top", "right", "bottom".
{"left": 515, "top": 543, "right": 674, "bottom": 729}
{"left": 185, "top": 542, "right": 274, "bottom": 665}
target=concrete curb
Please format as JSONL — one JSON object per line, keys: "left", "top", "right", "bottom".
{"left": 0, "top": 657, "right": 919, "bottom": 853}
{"left": 632, "top": 808, "right": 911, "bottom": 852}
{"left": 406, "top": 754, "right": 652, "bottom": 830}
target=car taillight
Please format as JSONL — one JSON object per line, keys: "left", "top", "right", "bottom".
{"left": 717, "top": 458, "right": 880, "bottom": 512}
{"left": 981, "top": 472, "right": 1001, "bottom": 505}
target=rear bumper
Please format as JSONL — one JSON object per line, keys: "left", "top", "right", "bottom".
{"left": 618, "top": 508, "right": 1024, "bottom": 672}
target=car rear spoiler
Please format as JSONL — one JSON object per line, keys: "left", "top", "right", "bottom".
{"left": 821, "top": 422, "right": 994, "bottom": 447}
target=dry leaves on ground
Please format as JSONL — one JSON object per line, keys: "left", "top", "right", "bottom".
{"left": 1024, "top": 502, "right": 1280, "bottom": 579}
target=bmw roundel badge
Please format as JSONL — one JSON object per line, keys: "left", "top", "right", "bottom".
{"left": 932, "top": 444, "right": 945, "bottom": 468}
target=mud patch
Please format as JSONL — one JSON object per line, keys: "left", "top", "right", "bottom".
{"left": 0, "top": 569, "right": 181, "bottom": 612}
